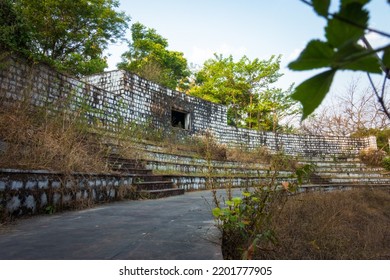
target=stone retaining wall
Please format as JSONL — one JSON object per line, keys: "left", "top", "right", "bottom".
{"left": 0, "top": 53, "right": 375, "bottom": 156}
{"left": 0, "top": 169, "right": 134, "bottom": 219}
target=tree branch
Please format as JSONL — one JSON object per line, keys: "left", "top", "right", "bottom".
{"left": 299, "top": 0, "right": 390, "bottom": 38}
{"left": 367, "top": 72, "right": 390, "bottom": 120}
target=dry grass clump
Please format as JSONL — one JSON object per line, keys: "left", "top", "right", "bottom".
{"left": 192, "top": 131, "right": 227, "bottom": 161}
{"left": 227, "top": 146, "right": 272, "bottom": 164}
{"left": 0, "top": 103, "right": 109, "bottom": 173}
{"left": 254, "top": 188, "right": 390, "bottom": 260}
{"left": 359, "top": 148, "right": 387, "bottom": 167}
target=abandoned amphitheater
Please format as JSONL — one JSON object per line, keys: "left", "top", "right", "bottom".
{"left": 1, "top": 53, "right": 390, "bottom": 219}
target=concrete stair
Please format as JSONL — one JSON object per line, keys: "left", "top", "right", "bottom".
{"left": 299, "top": 156, "right": 390, "bottom": 189}
{"left": 137, "top": 146, "right": 390, "bottom": 191}
{"left": 106, "top": 155, "right": 184, "bottom": 199}
{"left": 102, "top": 139, "right": 390, "bottom": 192}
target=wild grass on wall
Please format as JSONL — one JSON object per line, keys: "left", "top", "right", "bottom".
{"left": 0, "top": 99, "right": 109, "bottom": 173}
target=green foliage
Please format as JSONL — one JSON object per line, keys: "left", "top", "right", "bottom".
{"left": 189, "top": 54, "right": 299, "bottom": 131}
{"left": 118, "top": 22, "right": 190, "bottom": 90}
{"left": 212, "top": 186, "right": 289, "bottom": 259}
{"left": 352, "top": 128, "right": 390, "bottom": 152}
{"left": 45, "top": 205, "right": 55, "bottom": 215}
{"left": 292, "top": 70, "right": 336, "bottom": 119}
{"left": 383, "top": 48, "right": 390, "bottom": 69}
{"left": 295, "top": 163, "right": 317, "bottom": 185}
{"left": 289, "top": 0, "right": 388, "bottom": 120}
{"left": 0, "top": 0, "right": 30, "bottom": 52}
{"left": 383, "top": 156, "right": 390, "bottom": 171}
{"left": 13, "top": 0, "right": 130, "bottom": 76}
{"left": 312, "top": 0, "right": 331, "bottom": 17}
{"left": 211, "top": 150, "right": 317, "bottom": 259}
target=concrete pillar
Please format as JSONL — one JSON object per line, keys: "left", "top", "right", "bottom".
{"left": 368, "top": 135, "right": 377, "bottom": 150}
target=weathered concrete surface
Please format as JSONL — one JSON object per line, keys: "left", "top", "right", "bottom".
{"left": 0, "top": 190, "right": 222, "bottom": 260}
{"left": 0, "top": 54, "right": 374, "bottom": 156}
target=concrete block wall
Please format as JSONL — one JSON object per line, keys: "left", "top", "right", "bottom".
{"left": 0, "top": 169, "right": 134, "bottom": 218}
{"left": 82, "top": 71, "right": 227, "bottom": 134}
{"left": 84, "top": 71, "right": 372, "bottom": 156}
{"left": 0, "top": 53, "right": 374, "bottom": 156}
{"left": 214, "top": 126, "right": 371, "bottom": 156}
{"left": 0, "top": 55, "right": 121, "bottom": 128}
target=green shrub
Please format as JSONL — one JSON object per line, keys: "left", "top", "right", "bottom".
{"left": 212, "top": 171, "right": 297, "bottom": 260}
{"left": 383, "top": 157, "right": 390, "bottom": 171}
{"left": 352, "top": 129, "right": 390, "bottom": 153}
{"left": 295, "top": 163, "right": 316, "bottom": 185}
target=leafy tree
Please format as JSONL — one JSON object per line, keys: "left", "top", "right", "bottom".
{"left": 13, "top": 0, "right": 130, "bottom": 76}
{"left": 289, "top": 0, "right": 390, "bottom": 120}
{"left": 118, "top": 22, "right": 190, "bottom": 90}
{"left": 189, "top": 54, "right": 299, "bottom": 131}
{"left": 0, "top": 0, "right": 30, "bottom": 52}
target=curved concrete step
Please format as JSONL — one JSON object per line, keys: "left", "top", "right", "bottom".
{"left": 138, "top": 188, "right": 185, "bottom": 199}
{"left": 106, "top": 155, "right": 184, "bottom": 199}
{"left": 134, "top": 181, "right": 174, "bottom": 191}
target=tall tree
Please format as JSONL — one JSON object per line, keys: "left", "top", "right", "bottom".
{"left": 13, "top": 0, "right": 130, "bottom": 76}
{"left": 0, "top": 0, "right": 30, "bottom": 52}
{"left": 189, "top": 54, "right": 298, "bottom": 131}
{"left": 118, "top": 22, "right": 190, "bottom": 90}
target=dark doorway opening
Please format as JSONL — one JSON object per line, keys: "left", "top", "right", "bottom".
{"left": 171, "top": 109, "right": 190, "bottom": 130}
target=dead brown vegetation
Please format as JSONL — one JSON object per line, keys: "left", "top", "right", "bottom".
{"left": 227, "top": 146, "right": 272, "bottom": 164}
{"left": 254, "top": 188, "right": 390, "bottom": 259}
{"left": 0, "top": 102, "right": 109, "bottom": 173}
{"left": 359, "top": 148, "right": 387, "bottom": 167}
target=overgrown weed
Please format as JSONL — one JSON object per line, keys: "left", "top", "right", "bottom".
{"left": 257, "top": 188, "right": 390, "bottom": 259}
{"left": 359, "top": 148, "right": 387, "bottom": 167}
{"left": 227, "top": 146, "right": 272, "bottom": 164}
{"left": 0, "top": 101, "right": 109, "bottom": 173}
{"left": 212, "top": 172, "right": 296, "bottom": 260}
{"left": 193, "top": 131, "right": 227, "bottom": 161}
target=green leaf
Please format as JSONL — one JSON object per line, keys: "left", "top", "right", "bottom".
{"left": 212, "top": 207, "right": 222, "bottom": 217}
{"left": 292, "top": 70, "right": 336, "bottom": 120}
{"left": 325, "top": 3, "right": 369, "bottom": 48}
{"left": 341, "top": 0, "right": 370, "bottom": 7}
{"left": 312, "top": 0, "right": 331, "bottom": 17}
{"left": 342, "top": 53, "right": 381, "bottom": 73}
{"left": 232, "top": 197, "right": 242, "bottom": 205}
{"left": 383, "top": 47, "right": 390, "bottom": 70}
{"left": 289, "top": 40, "right": 335, "bottom": 71}
{"left": 334, "top": 42, "right": 382, "bottom": 73}
{"left": 242, "top": 192, "right": 251, "bottom": 197}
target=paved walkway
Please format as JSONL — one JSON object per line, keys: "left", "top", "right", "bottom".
{"left": 0, "top": 190, "right": 224, "bottom": 260}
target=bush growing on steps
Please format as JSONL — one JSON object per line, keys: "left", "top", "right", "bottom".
{"left": 359, "top": 148, "right": 387, "bottom": 167}
{"left": 212, "top": 170, "right": 299, "bottom": 260}
{"left": 383, "top": 157, "right": 390, "bottom": 171}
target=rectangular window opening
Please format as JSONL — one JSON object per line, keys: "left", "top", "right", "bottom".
{"left": 171, "top": 109, "right": 190, "bottom": 130}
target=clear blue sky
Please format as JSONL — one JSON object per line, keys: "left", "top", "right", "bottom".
{"left": 106, "top": 0, "right": 389, "bottom": 108}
